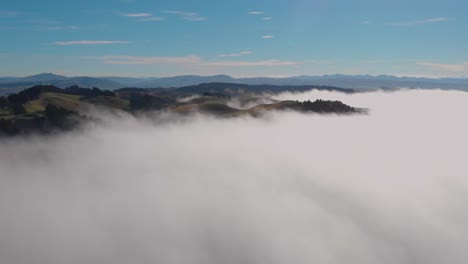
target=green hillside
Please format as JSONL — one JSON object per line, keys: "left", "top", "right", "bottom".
{"left": 24, "top": 93, "right": 88, "bottom": 113}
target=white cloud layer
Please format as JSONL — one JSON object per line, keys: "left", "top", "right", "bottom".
{"left": 1, "top": 90, "right": 468, "bottom": 264}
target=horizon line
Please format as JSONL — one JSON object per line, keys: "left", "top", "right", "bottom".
{"left": 2, "top": 72, "right": 468, "bottom": 80}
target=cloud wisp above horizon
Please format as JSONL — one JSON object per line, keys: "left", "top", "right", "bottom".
{"left": 417, "top": 62, "right": 468, "bottom": 74}
{"left": 91, "top": 55, "right": 299, "bottom": 69}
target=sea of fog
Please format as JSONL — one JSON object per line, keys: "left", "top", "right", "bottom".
{"left": 1, "top": 89, "right": 467, "bottom": 264}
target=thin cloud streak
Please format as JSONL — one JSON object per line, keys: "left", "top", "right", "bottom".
{"left": 122, "top": 13, "right": 152, "bottom": 17}
{"left": 139, "top": 17, "right": 165, "bottom": 21}
{"left": 96, "top": 55, "right": 202, "bottom": 65}
{"left": 92, "top": 55, "right": 297, "bottom": 68}
{"left": 262, "top": 35, "right": 274, "bottom": 39}
{"left": 204, "top": 60, "right": 298, "bottom": 67}
{"left": 162, "top": 10, "right": 198, "bottom": 17}
{"left": 388, "top": 17, "right": 449, "bottom": 26}
{"left": 0, "top": 11, "right": 19, "bottom": 17}
{"left": 248, "top": 11, "right": 264, "bottom": 15}
{"left": 417, "top": 62, "right": 468, "bottom": 73}
{"left": 40, "top": 26, "right": 80, "bottom": 31}
{"left": 218, "top": 51, "right": 253, "bottom": 57}
{"left": 162, "top": 10, "right": 207, "bottom": 21}
{"left": 52, "top": 40, "right": 129, "bottom": 45}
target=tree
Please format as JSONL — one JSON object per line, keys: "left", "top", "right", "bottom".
{"left": 44, "top": 104, "right": 78, "bottom": 129}
{"left": 0, "top": 96, "right": 9, "bottom": 108}
{"left": 11, "top": 104, "right": 26, "bottom": 115}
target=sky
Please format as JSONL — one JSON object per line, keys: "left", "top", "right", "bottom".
{"left": 0, "top": 0, "right": 467, "bottom": 77}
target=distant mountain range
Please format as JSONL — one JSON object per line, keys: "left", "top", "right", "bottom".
{"left": 1, "top": 73, "right": 467, "bottom": 95}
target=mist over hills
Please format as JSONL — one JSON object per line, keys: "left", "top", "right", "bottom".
{"left": 1, "top": 73, "right": 468, "bottom": 95}
{"left": 2, "top": 89, "right": 468, "bottom": 264}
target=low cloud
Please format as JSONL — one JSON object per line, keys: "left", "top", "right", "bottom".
{"left": 92, "top": 55, "right": 298, "bottom": 68}
{"left": 417, "top": 62, "right": 468, "bottom": 74}
{"left": 96, "top": 55, "right": 202, "bottom": 65}
{"left": 262, "top": 17, "right": 273, "bottom": 20}
{"left": 139, "top": 17, "right": 165, "bottom": 21}
{"left": 262, "top": 35, "right": 274, "bottom": 39}
{"left": 1, "top": 90, "right": 468, "bottom": 264}
{"left": 162, "top": 10, "right": 207, "bottom": 21}
{"left": 204, "top": 59, "right": 298, "bottom": 67}
{"left": 217, "top": 51, "right": 253, "bottom": 57}
{"left": 40, "top": 26, "right": 80, "bottom": 31}
{"left": 122, "top": 13, "right": 152, "bottom": 17}
{"left": 248, "top": 11, "right": 264, "bottom": 15}
{"left": 388, "top": 17, "right": 449, "bottom": 26}
{"left": 52, "top": 40, "right": 129, "bottom": 45}
{"left": 0, "top": 11, "right": 19, "bottom": 17}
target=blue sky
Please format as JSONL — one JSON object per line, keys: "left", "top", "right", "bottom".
{"left": 0, "top": 0, "right": 467, "bottom": 77}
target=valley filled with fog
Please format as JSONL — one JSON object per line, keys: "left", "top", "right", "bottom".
{"left": 1, "top": 89, "right": 467, "bottom": 264}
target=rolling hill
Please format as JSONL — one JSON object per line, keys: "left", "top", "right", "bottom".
{"left": 1, "top": 73, "right": 468, "bottom": 96}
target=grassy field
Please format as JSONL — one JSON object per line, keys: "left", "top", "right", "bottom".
{"left": 85, "top": 96, "right": 130, "bottom": 110}
{"left": 0, "top": 109, "right": 11, "bottom": 115}
{"left": 24, "top": 93, "right": 88, "bottom": 114}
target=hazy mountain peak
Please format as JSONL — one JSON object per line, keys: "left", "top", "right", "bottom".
{"left": 23, "top": 73, "right": 68, "bottom": 82}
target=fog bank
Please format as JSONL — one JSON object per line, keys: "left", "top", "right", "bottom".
{"left": 1, "top": 89, "right": 468, "bottom": 264}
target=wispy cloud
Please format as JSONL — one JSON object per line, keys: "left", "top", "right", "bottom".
{"left": 40, "top": 26, "right": 80, "bottom": 31}
{"left": 204, "top": 60, "right": 298, "bottom": 67}
{"left": 262, "top": 35, "right": 274, "bottom": 39}
{"left": 139, "top": 17, "right": 165, "bottom": 21}
{"left": 96, "top": 55, "right": 202, "bottom": 65}
{"left": 218, "top": 51, "right": 253, "bottom": 58}
{"left": 0, "top": 26, "right": 17, "bottom": 31}
{"left": 162, "top": 10, "right": 197, "bottom": 17}
{"left": 303, "top": 60, "right": 336, "bottom": 65}
{"left": 0, "top": 11, "right": 19, "bottom": 17}
{"left": 91, "top": 55, "right": 297, "bottom": 68}
{"left": 52, "top": 40, "right": 129, "bottom": 45}
{"left": 388, "top": 17, "right": 449, "bottom": 26}
{"left": 248, "top": 11, "right": 264, "bottom": 15}
{"left": 360, "top": 21, "right": 370, "bottom": 24}
{"left": 417, "top": 62, "right": 468, "bottom": 73}
{"left": 262, "top": 17, "right": 273, "bottom": 20}
{"left": 162, "top": 10, "right": 207, "bottom": 21}
{"left": 24, "top": 18, "right": 63, "bottom": 24}
{"left": 122, "top": 13, "right": 152, "bottom": 17}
